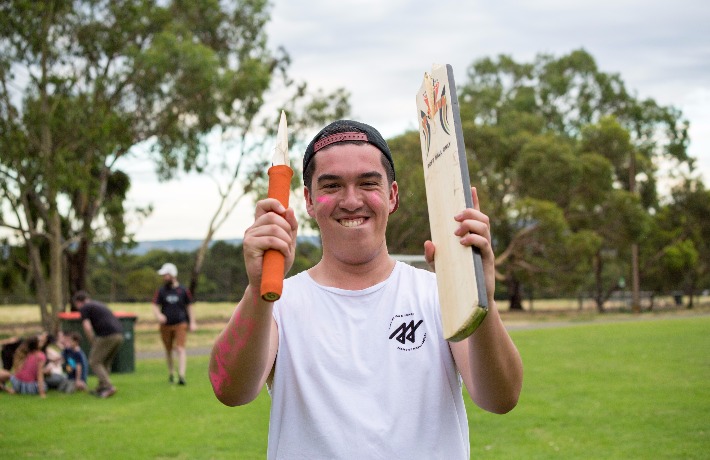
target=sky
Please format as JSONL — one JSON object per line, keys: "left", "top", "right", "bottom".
{"left": 122, "top": 0, "right": 710, "bottom": 241}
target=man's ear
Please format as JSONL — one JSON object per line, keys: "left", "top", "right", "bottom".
{"left": 304, "top": 187, "right": 316, "bottom": 218}
{"left": 389, "top": 181, "right": 399, "bottom": 214}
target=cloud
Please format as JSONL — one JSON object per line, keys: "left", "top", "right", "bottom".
{"left": 125, "top": 0, "right": 709, "bottom": 240}
{"left": 267, "top": 0, "right": 709, "bottom": 164}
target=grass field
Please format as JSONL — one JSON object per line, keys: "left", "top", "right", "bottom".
{"left": 0, "top": 302, "right": 240, "bottom": 353}
{"left": 1, "top": 315, "right": 707, "bottom": 458}
{"left": 2, "top": 298, "right": 708, "bottom": 353}
{"left": 472, "top": 316, "right": 709, "bottom": 459}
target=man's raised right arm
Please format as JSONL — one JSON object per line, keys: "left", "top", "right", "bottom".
{"left": 209, "top": 199, "right": 297, "bottom": 406}
{"left": 209, "top": 286, "right": 279, "bottom": 406}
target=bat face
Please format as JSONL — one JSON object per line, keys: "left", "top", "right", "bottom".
{"left": 416, "top": 64, "right": 488, "bottom": 341}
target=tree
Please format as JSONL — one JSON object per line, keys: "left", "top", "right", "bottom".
{"left": 577, "top": 117, "right": 651, "bottom": 310}
{"left": 388, "top": 50, "right": 693, "bottom": 310}
{"left": 643, "top": 180, "right": 710, "bottom": 307}
{"left": 0, "top": 237, "right": 33, "bottom": 303}
{"left": 0, "top": 0, "right": 292, "bottom": 331}
{"left": 459, "top": 50, "right": 691, "bottom": 310}
{"left": 186, "top": 85, "right": 351, "bottom": 297}
{"left": 198, "top": 240, "right": 246, "bottom": 302}
{"left": 385, "top": 131, "right": 430, "bottom": 254}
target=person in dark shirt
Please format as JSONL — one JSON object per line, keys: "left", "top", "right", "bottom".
{"left": 1, "top": 336, "right": 22, "bottom": 371}
{"left": 151, "top": 263, "right": 196, "bottom": 385}
{"left": 73, "top": 291, "right": 123, "bottom": 398}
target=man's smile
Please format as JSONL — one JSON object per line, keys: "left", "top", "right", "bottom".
{"left": 338, "top": 217, "right": 366, "bottom": 228}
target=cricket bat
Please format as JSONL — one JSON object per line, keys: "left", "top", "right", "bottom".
{"left": 415, "top": 64, "right": 488, "bottom": 341}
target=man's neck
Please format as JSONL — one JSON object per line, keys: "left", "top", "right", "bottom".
{"left": 308, "top": 248, "right": 396, "bottom": 290}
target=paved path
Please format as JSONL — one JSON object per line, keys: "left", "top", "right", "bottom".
{"left": 504, "top": 310, "right": 710, "bottom": 331}
{"left": 137, "top": 347, "right": 213, "bottom": 360}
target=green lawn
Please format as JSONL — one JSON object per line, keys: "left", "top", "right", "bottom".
{"left": 469, "top": 316, "right": 709, "bottom": 459}
{"left": 1, "top": 316, "right": 707, "bottom": 459}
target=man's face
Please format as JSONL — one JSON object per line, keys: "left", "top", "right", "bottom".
{"left": 304, "top": 143, "right": 398, "bottom": 265}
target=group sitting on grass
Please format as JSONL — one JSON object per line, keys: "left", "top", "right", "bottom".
{"left": 0, "top": 331, "right": 88, "bottom": 397}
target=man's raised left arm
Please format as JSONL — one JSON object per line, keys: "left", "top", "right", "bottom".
{"left": 425, "top": 187, "right": 523, "bottom": 414}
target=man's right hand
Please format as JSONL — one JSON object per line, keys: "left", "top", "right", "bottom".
{"left": 242, "top": 198, "right": 298, "bottom": 291}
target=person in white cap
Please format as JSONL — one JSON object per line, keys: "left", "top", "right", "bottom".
{"left": 151, "top": 263, "right": 196, "bottom": 385}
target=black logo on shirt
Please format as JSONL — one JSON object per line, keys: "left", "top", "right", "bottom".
{"left": 389, "top": 313, "right": 426, "bottom": 351}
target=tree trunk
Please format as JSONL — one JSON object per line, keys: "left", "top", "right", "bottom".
{"left": 110, "top": 261, "right": 118, "bottom": 303}
{"left": 47, "top": 213, "right": 64, "bottom": 333}
{"left": 70, "top": 166, "right": 110, "bottom": 299}
{"left": 528, "top": 286, "right": 534, "bottom": 311}
{"left": 631, "top": 243, "right": 640, "bottom": 313}
{"left": 67, "top": 237, "right": 90, "bottom": 297}
{"left": 594, "top": 251, "right": 605, "bottom": 312}
{"left": 27, "top": 241, "right": 51, "bottom": 331}
{"left": 507, "top": 275, "right": 524, "bottom": 310}
{"left": 628, "top": 146, "right": 641, "bottom": 313}
{"left": 39, "top": 15, "right": 61, "bottom": 334}
{"left": 685, "top": 282, "right": 695, "bottom": 309}
{"left": 190, "top": 228, "right": 216, "bottom": 298}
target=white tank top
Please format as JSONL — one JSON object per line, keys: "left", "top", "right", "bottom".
{"left": 269, "top": 262, "right": 470, "bottom": 459}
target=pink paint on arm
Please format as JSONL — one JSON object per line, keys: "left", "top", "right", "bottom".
{"left": 209, "top": 310, "right": 258, "bottom": 398}
{"left": 209, "top": 351, "right": 232, "bottom": 395}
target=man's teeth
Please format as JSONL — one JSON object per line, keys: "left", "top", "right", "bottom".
{"left": 340, "top": 218, "right": 364, "bottom": 227}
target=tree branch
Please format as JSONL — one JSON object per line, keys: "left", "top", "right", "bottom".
{"left": 495, "top": 222, "right": 539, "bottom": 265}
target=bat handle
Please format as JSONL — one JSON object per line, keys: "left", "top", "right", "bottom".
{"left": 260, "top": 165, "right": 293, "bottom": 301}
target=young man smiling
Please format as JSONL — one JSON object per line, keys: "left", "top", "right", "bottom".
{"left": 210, "top": 120, "right": 523, "bottom": 459}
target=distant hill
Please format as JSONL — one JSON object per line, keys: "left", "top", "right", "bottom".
{"left": 131, "top": 239, "right": 241, "bottom": 255}
{"left": 131, "top": 235, "right": 321, "bottom": 255}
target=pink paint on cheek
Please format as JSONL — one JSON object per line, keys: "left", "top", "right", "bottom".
{"left": 366, "top": 192, "right": 384, "bottom": 208}
{"left": 316, "top": 196, "right": 331, "bottom": 204}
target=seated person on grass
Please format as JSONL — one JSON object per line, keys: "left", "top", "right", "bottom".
{"left": 62, "top": 332, "right": 88, "bottom": 392}
{"left": 43, "top": 337, "right": 70, "bottom": 392}
{"left": 0, "top": 335, "right": 47, "bottom": 398}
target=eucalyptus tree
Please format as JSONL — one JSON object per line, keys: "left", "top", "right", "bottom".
{"left": 643, "top": 180, "right": 710, "bottom": 307}
{"left": 456, "top": 49, "right": 691, "bottom": 310}
{"left": 187, "top": 85, "right": 350, "bottom": 297}
{"left": 0, "top": 0, "right": 295, "bottom": 331}
{"left": 386, "top": 50, "right": 692, "bottom": 310}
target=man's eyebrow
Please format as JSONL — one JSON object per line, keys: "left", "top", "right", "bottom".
{"left": 316, "top": 173, "right": 341, "bottom": 184}
{"left": 316, "top": 171, "right": 383, "bottom": 183}
{"left": 358, "top": 171, "right": 383, "bottom": 180}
